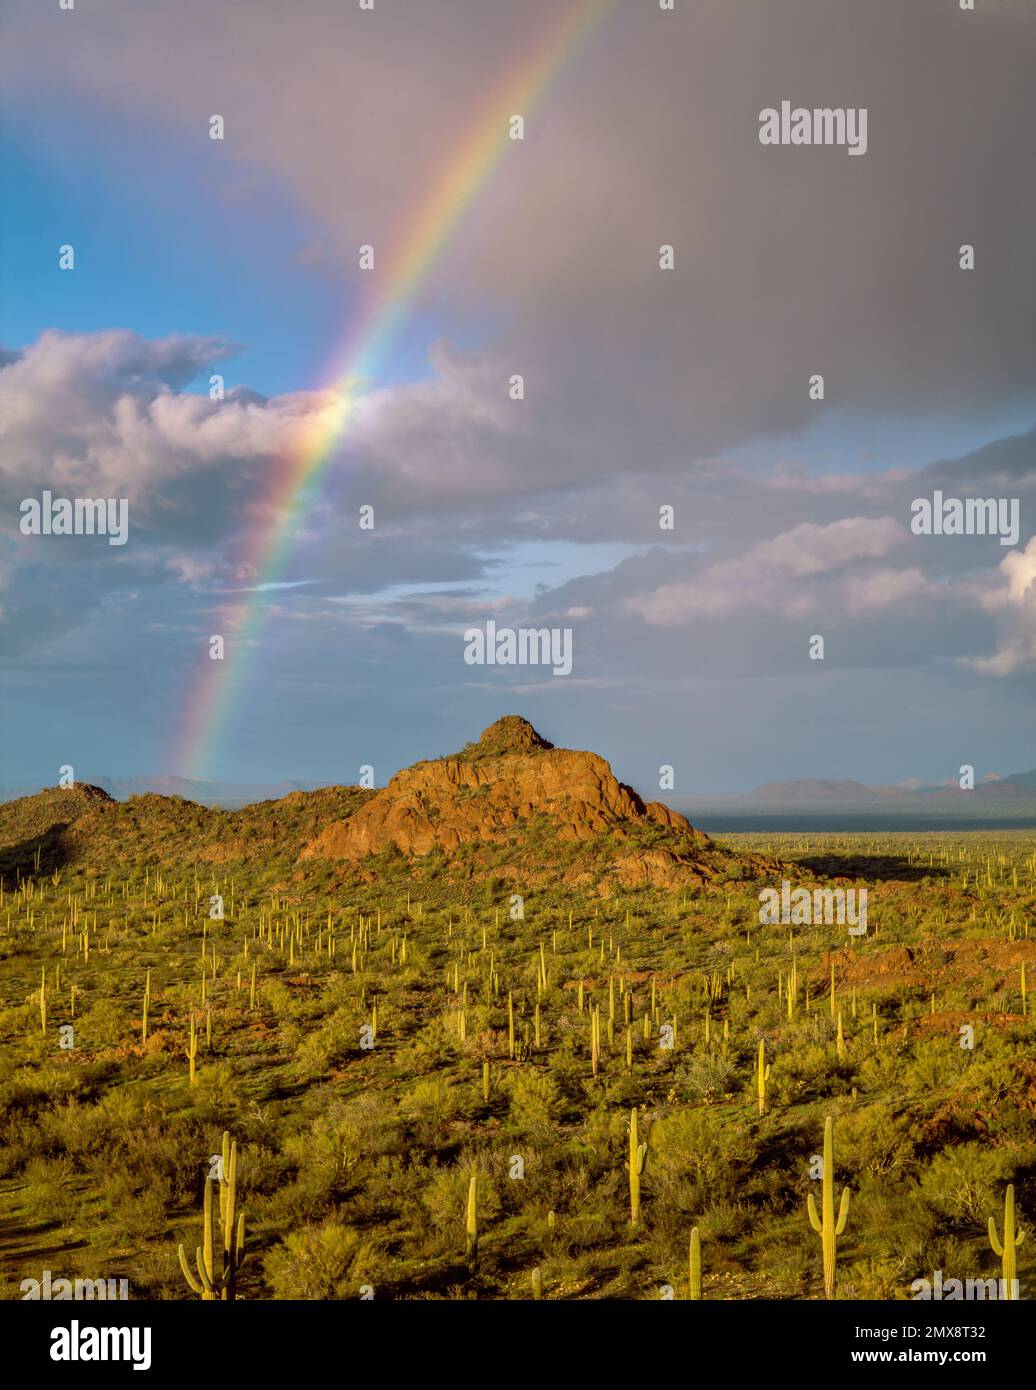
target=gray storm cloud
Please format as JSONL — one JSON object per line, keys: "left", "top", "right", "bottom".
{"left": 2, "top": 0, "right": 1034, "bottom": 784}
{"left": 3, "top": 0, "right": 1035, "bottom": 470}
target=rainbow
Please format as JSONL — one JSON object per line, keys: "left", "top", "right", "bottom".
{"left": 174, "top": 0, "right": 618, "bottom": 777}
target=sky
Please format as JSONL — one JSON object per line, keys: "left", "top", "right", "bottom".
{"left": 1, "top": 0, "right": 1035, "bottom": 798}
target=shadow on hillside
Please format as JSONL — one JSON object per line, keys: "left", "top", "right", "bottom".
{"left": 0, "top": 830, "right": 73, "bottom": 879}
{"left": 796, "top": 853, "right": 950, "bottom": 884}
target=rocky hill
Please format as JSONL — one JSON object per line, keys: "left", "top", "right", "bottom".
{"left": 0, "top": 716, "right": 779, "bottom": 892}
{"left": 299, "top": 716, "right": 776, "bottom": 893}
{"left": 0, "top": 782, "right": 374, "bottom": 876}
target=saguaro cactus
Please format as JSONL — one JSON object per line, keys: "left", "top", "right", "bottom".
{"left": 466, "top": 1171, "right": 479, "bottom": 1262}
{"left": 187, "top": 1013, "right": 198, "bottom": 1085}
{"left": 141, "top": 969, "right": 151, "bottom": 1045}
{"left": 988, "top": 1184, "right": 1026, "bottom": 1299}
{"left": 629, "top": 1106, "right": 647, "bottom": 1225}
{"left": 757, "top": 1038, "right": 771, "bottom": 1116}
{"left": 688, "top": 1226, "right": 702, "bottom": 1300}
{"left": 807, "top": 1115, "right": 851, "bottom": 1299}
{"left": 178, "top": 1132, "right": 246, "bottom": 1300}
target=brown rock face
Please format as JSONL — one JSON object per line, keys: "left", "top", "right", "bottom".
{"left": 0, "top": 717, "right": 783, "bottom": 891}
{"left": 299, "top": 716, "right": 711, "bottom": 873}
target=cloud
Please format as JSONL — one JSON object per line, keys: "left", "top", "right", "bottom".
{"left": 843, "top": 566, "right": 935, "bottom": 613}
{"left": 3, "top": 1, "right": 1036, "bottom": 781}
{"left": 3, "top": 329, "right": 1031, "bottom": 702}
{"left": 0, "top": 330, "right": 514, "bottom": 655}
{"left": 5, "top": 0, "right": 1036, "bottom": 474}
{"left": 965, "top": 537, "right": 1036, "bottom": 675}
{"left": 0, "top": 330, "right": 299, "bottom": 505}
{"left": 625, "top": 517, "right": 908, "bottom": 624}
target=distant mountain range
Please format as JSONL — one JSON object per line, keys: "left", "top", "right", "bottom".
{"left": 706, "top": 769, "right": 1036, "bottom": 807}
{"left": 0, "top": 775, "right": 324, "bottom": 810}
{"left": 670, "top": 766, "right": 1036, "bottom": 829}
{"left": 2, "top": 765, "right": 1034, "bottom": 817}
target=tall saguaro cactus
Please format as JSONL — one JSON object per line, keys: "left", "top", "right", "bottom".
{"left": 629, "top": 1106, "right": 647, "bottom": 1225}
{"left": 187, "top": 1013, "right": 198, "bottom": 1085}
{"left": 178, "top": 1132, "right": 246, "bottom": 1300}
{"left": 141, "top": 969, "right": 151, "bottom": 1045}
{"left": 466, "top": 1171, "right": 479, "bottom": 1262}
{"left": 988, "top": 1184, "right": 1026, "bottom": 1299}
{"left": 807, "top": 1115, "right": 851, "bottom": 1299}
{"left": 756, "top": 1038, "right": 771, "bottom": 1116}
{"left": 688, "top": 1226, "right": 702, "bottom": 1300}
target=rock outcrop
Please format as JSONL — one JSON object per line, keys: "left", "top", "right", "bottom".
{"left": 0, "top": 717, "right": 779, "bottom": 892}
{"left": 299, "top": 715, "right": 764, "bottom": 891}
{"left": 301, "top": 716, "right": 701, "bottom": 860}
